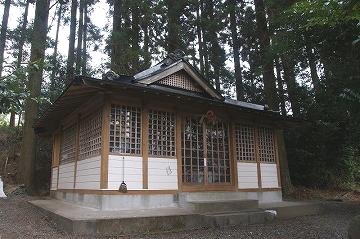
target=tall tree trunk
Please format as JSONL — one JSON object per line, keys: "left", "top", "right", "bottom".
{"left": 19, "top": 0, "right": 50, "bottom": 193}
{"left": 111, "top": 0, "right": 123, "bottom": 73}
{"left": 205, "top": 0, "right": 221, "bottom": 91}
{"left": 254, "top": 0, "right": 278, "bottom": 110}
{"left": 276, "top": 129, "right": 294, "bottom": 195}
{"left": 0, "top": 0, "right": 11, "bottom": 78}
{"left": 16, "top": 0, "right": 31, "bottom": 69}
{"left": 10, "top": 0, "right": 31, "bottom": 127}
{"left": 281, "top": 55, "right": 301, "bottom": 117}
{"left": 200, "top": 0, "right": 210, "bottom": 80}
{"left": 142, "top": 24, "right": 151, "bottom": 69}
{"left": 75, "top": 0, "right": 84, "bottom": 75}
{"left": 275, "top": 57, "right": 286, "bottom": 115}
{"left": 131, "top": 2, "right": 140, "bottom": 73}
{"left": 66, "top": 0, "right": 77, "bottom": 82}
{"left": 304, "top": 35, "right": 320, "bottom": 98}
{"left": 82, "top": 0, "right": 88, "bottom": 75}
{"left": 228, "top": 0, "right": 244, "bottom": 100}
{"left": 50, "top": 3, "right": 63, "bottom": 98}
{"left": 196, "top": 1, "right": 204, "bottom": 73}
{"left": 166, "top": 0, "right": 185, "bottom": 53}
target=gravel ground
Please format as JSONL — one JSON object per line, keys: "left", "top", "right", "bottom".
{"left": 0, "top": 196, "right": 359, "bottom": 239}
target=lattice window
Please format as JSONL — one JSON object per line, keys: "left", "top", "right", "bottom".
{"left": 148, "top": 110, "right": 176, "bottom": 157}
{"left": 157, "top": 71, "right": 204, "bottom": 93}
{"left": 235, "top": 125, "right": 256, "bottom": 162}
{"left": 258, "top": 127, "right": 276, "bottom": 163}
{"left": 206, "top": 121, "right": 231, "bottom": 183}
{"left": 79, "top": 111, "right": 102, "bottom": 160}
{"left": 109, "top": 105, "right": 141, "bottom": 155}
{"left": 181, "top": 116, "right": 204, "bottom": 183}
{"left": 60, "top": 125, "right": 76, "bottom": 163}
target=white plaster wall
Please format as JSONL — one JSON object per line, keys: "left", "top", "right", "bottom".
{"left": 237, "top": 162, "right": 259, "bottom": 189}
{"left": 58, "top": 162, "right": 75, "bottom": 189}
{"left": 108, "top": 155, "right": 143, "bottom": 190}
{"left": 260, "top": 163, "right": 279, "bottom": 188}
{"left": 50, "top": 167, "right": 58, "bottom": 190}
{"left": 148, "top": 157, "right": 178, "bottom": 190}
{"left": 75, "top": 156, "right": 101, "bottom": 189}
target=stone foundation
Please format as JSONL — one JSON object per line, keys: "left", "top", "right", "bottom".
{"left": 51, "top": 190, "right": 282, "bottom": 211}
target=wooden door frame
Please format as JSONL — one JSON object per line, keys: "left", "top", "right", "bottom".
{"left": 178, "top": 113, "right": 236, "bottom": 192}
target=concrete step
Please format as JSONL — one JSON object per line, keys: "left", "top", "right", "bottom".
{"left": 202, "top": 209, "right": 275, "bottom": 227}
{"left": 189, "top": 199, "right": 259, "bottom": 214}
{"left": 259, "top": 201, "right": 322, "bottom": 219}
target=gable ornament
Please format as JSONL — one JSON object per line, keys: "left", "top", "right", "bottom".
{"left": 200, "top": 110, "right": 218, "bottom": 126}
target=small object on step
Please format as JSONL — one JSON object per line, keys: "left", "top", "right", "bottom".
{"left": 119, "top": 181, "right": 127, "bottom": 193}
{"left": 264, "top": 210, "right": 277, "bottom": 221}
{"left": 0, "top": 176, "right": 7, "bottom": 198}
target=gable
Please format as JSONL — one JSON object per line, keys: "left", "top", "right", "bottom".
{"left": 155, "top": 70, "right": 205, "bottom": 94}
{"left": 135, "top": 60, "right": 223, "bottom": 100}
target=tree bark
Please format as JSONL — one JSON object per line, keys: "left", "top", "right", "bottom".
{"left": 275, "top": 57, "right": 286, "bottom": 115}
{"left": 281, "top": 55, "right": 301, "bottom": 117}
{"left": 254, "top": 0, "right": 278, "bottom": 110}
{"left": 228, "top": 0, "right": 244, "bottom": 100}
{"left": 166, "top": 0, "right": 185, "bottom": 53}
{"left": 276, "top": 129, "right": 294, "bottom": 195}
{"left": 304, "top": 35, "right": 320, "bottom": 98}
{"left": 66, "top": 0, "right": 77, "bottom": 82}
{"left": 50, "top": 3, "right": 63, "bottom": 97}
{"left": 82, "top": 0, "right": 88, "bottom": 75}
{"left": 75, "top": 0, "right": 84, "bottom": 75}
{"left": 204, "top": 0, "right": 222, "bottom": 91}
{"left": 16, "top": 0, "right": 31, "bottom": 69}
{"left": 196, "top": 1, "right": 204, "bottom": 73}
{"left": 130, "top": 2, "right": 140, "bottom": 73}
{"left": 0, "top": 0, "right": 11, "bottom": 78}
{"left": 111, "top": 0, "right": 123, "bottom": 73}
{"left": 19, "top": 0, "right": 50, "bottom": 193}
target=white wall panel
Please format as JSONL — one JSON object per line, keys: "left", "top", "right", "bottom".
{"left": 75, "top": 156, "right": 101, "bottom": 189}
{"left": 237, "top": 162, "right": 258, "bottom": 189}
{"left": 148, "top": 157, "right": 178, "bottom": 190}
{"left": 260, "top": 163, "right": 279, "bottom": 188}
{"left": 58, "top": 162, "right": 75, "bottom": 189}
{"left": 108, "top": 155, "right": 143, "bottom": 190}
{"left": 51, "top": 167, "right": 58, "bottom": 190}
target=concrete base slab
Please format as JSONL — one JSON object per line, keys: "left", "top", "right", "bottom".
{"left": 30, "top": 199, "right": 323, "bottom": 236}
{"left": 30, "top": 199, "right": 203, "bottom": 235}
{"left": 260, "top": 201, "right": 322, "bottom": 219}
{"left": 189, "top": 199, "right": 258, "bottom": 213}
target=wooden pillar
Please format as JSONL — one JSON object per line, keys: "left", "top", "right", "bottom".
{"left": 175, "top": 113, "right": 182, "bottom": 191}
{"left": 229, "top": 123, "right": 238, "bottom": 190}
{"left": 255, "top": 128, "right": 262, "bottom": 189}
{"left": 73, "top": 115, "right": 80, "bottom": 189}
{"left": 142, "top": 107, "right": 149, "bottom": 189}
{"left": 52, "top": 129, "right": 61, "bottom": 190}
{"left": 100, "top": 101, "right": 110, "bottom": 189}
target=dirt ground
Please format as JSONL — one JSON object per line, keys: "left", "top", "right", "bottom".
{"left": 0, "top": 194, "right": 359, "bottom": 239}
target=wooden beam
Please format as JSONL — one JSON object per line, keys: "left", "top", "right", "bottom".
{"left": 100, "top": 100, "right": 111, "bottom": 189}
{"left": 229, "top": 122, "right": 238, "bottom": 189}
{"left": 142, "top": 107, "right": 149, "bottom": 189}
{"left": 73, "top": 115, "right": 81, "bottom": 189}
{"left": 255, "top": 127, "right": 262, "bottom": 189}
{"left": 175, "top": 112, "right": 182, "bottom": 191}
{"left": 275, "top": 129, "right": 283, "bottom": 189}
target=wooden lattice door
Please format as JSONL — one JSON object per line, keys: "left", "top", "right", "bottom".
{"left": 181, "top": 116, "right": 231, "bottom": 186}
